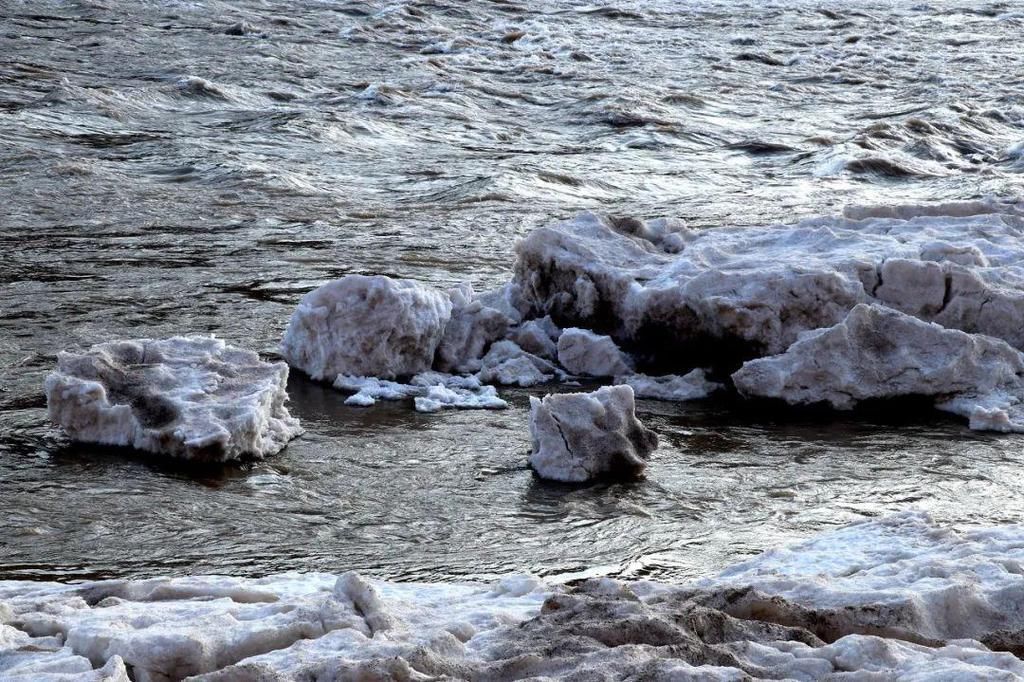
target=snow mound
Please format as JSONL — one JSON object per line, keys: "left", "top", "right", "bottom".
{"left": 281, "top": 275, "right": 452, "bottom": 380}
{"left": 0, "top": 573, "right": 549, "bottom": 682}
{"left": 44, "top": 337, "right": 302, "bottom": 462}
{"left": 528, "top": 385, "right": 657, "bottom": 482}
{"left": 733, "top": 303, "right": 1024, "bottom": 431}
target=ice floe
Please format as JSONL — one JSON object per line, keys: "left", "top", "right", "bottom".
{"left": 270, "top": 201, "right": 1024, "bottom": 431}
{"left": 7, "top": 514, "right": 1024, "bottom": 679}
{"left": 44, "top": 337, "right": 302, "bottom": 462}
{"left": 528, "top": 385, "right": 657, "bottom": 482}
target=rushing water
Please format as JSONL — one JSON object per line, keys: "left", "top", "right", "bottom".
{"left": 3, "top": 0, "right": 1024, "bottom": 582}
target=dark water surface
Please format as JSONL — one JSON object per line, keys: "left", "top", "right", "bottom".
{"left": 3, "top": 0, "right": 1024, "bottom": 581}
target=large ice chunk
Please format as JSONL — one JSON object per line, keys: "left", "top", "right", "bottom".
{"left": 44, "top": 337, "right": 302, "bottom": 462}
{"left": 280, "top": 275, "right": 452, "bottom": 380}
{"left": 513, "top": 205, "right": 1024, "bottom": 367}
{"left": 732, "top": 303, "right": 1024, "bottom": 431}
{"left": 528, "top": 385, "right": 657, "bottom": 482}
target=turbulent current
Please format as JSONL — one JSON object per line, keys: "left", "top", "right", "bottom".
{"left": 3, "top": 0, "right": 1024, "bottom": 583}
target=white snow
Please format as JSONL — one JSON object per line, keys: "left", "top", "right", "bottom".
{"left": 528, "top": 385, "right": 657, "bottom": 482}
{"left": 732, "top": 303, "right": 1024, "bottom": 431}
{"left": 280, "top": 275, "right": 452, "bottom": 380}
{"left": 615, "top": 368, "right": 721, "bottom": 402}
{"left": 694, "top": 511, "right": 1024, "bottom": 650}
{"left": 44, "top": 337, "right": 302, "bottom": 462}
{"left": 556, "top": 327, "right": 633, "bottom": 377}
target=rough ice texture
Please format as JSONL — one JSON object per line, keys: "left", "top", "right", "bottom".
{"left": 513, "top": 204, "right": 1024, "bottom": 366}
{"left": 434, "top": 284, "right": 511, "bottom": 373}
{"left": 556, "top": 327, "right": 633, "bottom": 377}
{"left": 7, "top": 515, "right": 1024, "bottom": 679}
{"left": 509, "top": 315, "right": 561, "bottom": 360}
{"left": 280, "top": 275, "right": 452, "bottom": 380}
{"left": 528, "top": 385, "right": 657, "bottom": 482}
{"left": 733, "top": 303, "right": 1024, "bottom": 431}
{"left": 44, "top": 337, "right": 302, "bottom": 462}
{"left": 333, "top": 373, "right": 506, "bottom": 413}
{"left": 694, "top": 511, "right": 1024, "bottom": 655}
{"left": 616, "top": 368, "right": 721, "bottom": 402}
{"left": 476, "top": 340, "right": 556, "bottom": 387}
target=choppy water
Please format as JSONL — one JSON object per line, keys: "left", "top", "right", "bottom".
{"left": 3, "top": 0, "right": 1024, "bottom": 582}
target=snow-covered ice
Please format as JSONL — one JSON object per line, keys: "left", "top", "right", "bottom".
{"left": 334, "top": 373, "right": 507, "bottom": 413}
{"left": 434, "top": 284, "right": 511, "bottom": 373}
{"left": 733, "top": 303, "right": 1024, "bottom": 431}
{"left": 44, "top": 337, "right": 302, "bottom": 462}
{"left": 476, "top": 339, "right": 557, "bottom": 387}
{"left": 7, "top": 514, "right": 1024, "bottom": 679}
{"left": 280, "top": 275, "right": 452, "bottom": 380}
{"left": 528, "top": 385, "right": 657, "bottom": 482}
{"left": 615, "top": 368, "right": 721, "bottom": 402}
{"left": 513, "top": 203, "right": 1024, "bottom": 363}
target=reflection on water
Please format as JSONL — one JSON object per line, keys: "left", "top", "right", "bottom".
{"left": 3, "top": 0, "right": 1024, "bottom": 582}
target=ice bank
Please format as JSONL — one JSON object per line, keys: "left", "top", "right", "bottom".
{"left": 45, "top": 337, "right": 302, "bottom": 462}
{"left": 6, "top": 514, "right": 1024, "bottom": 680}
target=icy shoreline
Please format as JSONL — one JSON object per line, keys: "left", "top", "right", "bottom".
{"left": 5, "top": 512, "right": 1024, "bottom": 680}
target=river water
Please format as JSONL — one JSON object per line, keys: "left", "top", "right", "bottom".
{"left": 3, "top": 0, "right": 1024, "bottom": 582}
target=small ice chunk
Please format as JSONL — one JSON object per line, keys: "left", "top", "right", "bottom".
{"left": 334, "top": 376, "right": 419, "bottom": 407}
{"left": 556, "top": 328, "right": 634, "bottom": 377}
{"left": 44, "top": 337, "right": 302, "bottom": 462}
{"left": 477, "top": 340, "right": 556, "bottom": 387}
{"left": 414, "top": 384, "right": 506, "bottom": 413}
{"left": 281, "top": 275, "right": 452, "bottom": 380}
{"left": 616, "top": 369, "right": 720, "bottom": 401}
{"left": 434, "top": 284, "right": 511, "bottom": 373}
{"left": 510, "top": 316, "right": 562, "bottom": 360}
{"left": 528, "top": 385, "right": 658, "bottom": 482}
{"left": 335, "top": 373, "right": 506, "bottom": 412}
